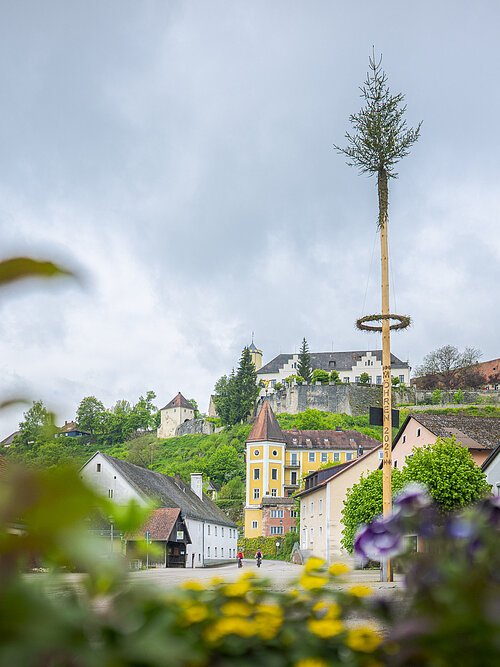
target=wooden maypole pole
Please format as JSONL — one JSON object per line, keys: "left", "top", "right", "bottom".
{"left": 334, "top": 51, "right": 420, "bottom": 582}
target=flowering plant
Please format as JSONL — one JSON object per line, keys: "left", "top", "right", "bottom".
{"left": 354, "top": 485, "right": 500, "bottom": 666}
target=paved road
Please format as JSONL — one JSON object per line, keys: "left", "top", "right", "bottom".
{"left": 128, "top": 559, "right": 403, "bottom": 594}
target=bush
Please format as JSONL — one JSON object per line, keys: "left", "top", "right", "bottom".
{"left": 274, "top": 382, "right": 284, "bottom": 391}
{"left": 453, "top": 389, "right": 465, "bottom": 404}
{"left": 431, "top": 388, "right": 443, "bottom": 405}
{"left": 329, "top": 370, "right": 341, "bottom": 384}
{"left": 311, "top": 369, "right": 330, "bottom": 384}
{"left": 358, "top": 372, "right": 370, "bottom": 385}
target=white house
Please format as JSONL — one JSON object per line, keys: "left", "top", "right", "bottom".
{"left": 80, "top": 452, "right": 238, "bottom": 567}
{"left": 257, "top": 350, "right": 411, "bottom": 388}
{"left": 157, "top": 392, "right": 195, "bottom": 439}
{"left": 295, "top": 446, "right": 383, "bottom": 561}
{"left": 482, "top": 444, "right": 500, "bottom": 496}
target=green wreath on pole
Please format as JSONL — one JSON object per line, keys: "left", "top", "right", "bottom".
{"left": 356, "top": 313, "right": 411, "bottom": 332}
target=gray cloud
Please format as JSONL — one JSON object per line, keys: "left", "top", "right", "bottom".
{"left": 1, "top": 1, "right": 499, "bottom": 435}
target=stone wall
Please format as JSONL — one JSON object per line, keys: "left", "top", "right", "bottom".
{"left": 175, "top": 419, "right": 220, "bottom": 437}
{"left": 260, "top": 384, "right": 414, "bottom": 416}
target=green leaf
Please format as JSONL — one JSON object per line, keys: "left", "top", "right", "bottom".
{"left": 0, "top": 257, "right": 76, "bottom": 286}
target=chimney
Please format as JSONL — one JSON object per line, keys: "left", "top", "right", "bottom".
{"left": 190, "top": 473, "right": 203, "bottom": 500}
{"left": 357, "top": 446, "right": 364, "bottom": 457}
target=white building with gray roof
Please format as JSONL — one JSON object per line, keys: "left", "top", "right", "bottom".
{"left": 257, "top": 349, "right": 410, "bottom": 388}
{"left": 81, "top": 452, "right": 238, "bottom": 567}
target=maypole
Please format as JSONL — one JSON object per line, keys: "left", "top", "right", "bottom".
{"left": 334, "top": 50, "right": 420, "bottom": 581}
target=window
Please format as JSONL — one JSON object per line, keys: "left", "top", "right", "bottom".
{"left": 333, "top": 452, "right": 340, "bottom": 462}
{"left": 215, "top": 547, "right": 217, "bottom": 557}
{"left": 290, "top": 510, "right": 298, "bottom": 518}
{"left": 290, "top": 526, "right": 297, "bottom": 532}
{"left": 254, "top": 449, "right": 260, "bottom": 456}
{"left": 319, "top": 499, "right": 323, "bottom": 514}
{"left": 108, "top": 489, "right": 113, "bottom": 499}
{"left": 399, "top": 375, "right": 405, "bottom": 384}
{"left": 271, "top": 489, "right": 277, "bottom": 497}
{"left": 343, "top": 377, "right": 349, "bottom": 383}
{"left": 253, "top": 489, "right": 260, "bottom": 500}
{"left": 346, "top": 452, "right": 353, "bottom": 461}
{"left": 207, "top": 525, "right": 211, "bottom": 535}
{"left": 376, "top": 376, "right": 382, "bottom": 385}
{"left": 215, "top": 526, "right": 217, "bottom": 536}
{"left": 253, "top": 468, "right": 260, "bottom": 480}
{"left": 355, "top": 376, "right": 360, "bottom": 383}
{"left": 96, "top": 463, "right": 101, "bottom": 472}
{"left": 417, "top": 428, "right": 421, "bottom": 437}
{"left": 402, "top": 435, "right": 406, "bottom": 444}
{"left": 291, "top": 453, "right": 298, "bottom": 465}
{"left": 291, "top": 471, "right": 297, "bottom": 485}
{"left": 378, "top": 450, "right": 384, "bottom": 460}
{"left": 321, "top": 452, "right": 328, "bottom": 462}
{"left": 272, "top": 450, "right": 278, "bottom": 456}
{"left": 198, "top": 553, "right": 201, "bottom": 562}
{"left": 308, "top": 452, "right": 315, "bottom": 462}
{"left": 222, "top": 527, "right": 224, "bottom": 537}
{"left": 271, "top": 510, "right": 284, "bottom": 518}
{"left": 221, "top": 548, "right": 224, "bottom": 557}
{"left": 310, "top": 528, "right": 314, "bottom": 543}
{"left": 270, "top": 526, "right": 284, "bottom": 535}
{"left": 252, "top": 520, "right": 258, "bottom": 529}
{"left": 271, "top": 468, "right": 278, "bottom": 480}
{"left": 207, "top": 546, "right": 210, "bottom": 557}
{"left": 310, "top": 501, "right": 314, "bottom": 515}
{"left": 394, "top": 460, "right": 398, "bottom": 468}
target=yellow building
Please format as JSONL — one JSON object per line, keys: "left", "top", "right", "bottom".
{"left": 244, "top": 401, "right": 381, "bottom": 537}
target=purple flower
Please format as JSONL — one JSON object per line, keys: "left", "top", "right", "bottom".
{"left": 446, "top": 516, "right": 477, "bottom": 540}
{"left": 394, "top": 483, "right": 431, "bottom": 516}
{"left": 354, "top": 515, "right": 403, "bottom": 562}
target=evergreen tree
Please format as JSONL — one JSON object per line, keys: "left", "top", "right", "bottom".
{"left": 213, "top": 347, "right": 259, "bottom": 425}
{"left": 234, "top": 346, "right": 259, "bottom": 422}
{"left": 297, "top": 338, "right": 312, "bottom": 383}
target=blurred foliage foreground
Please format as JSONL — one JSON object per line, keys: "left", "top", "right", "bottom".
{"left": 0, "top": 465, "right": 499, "bottom": 667}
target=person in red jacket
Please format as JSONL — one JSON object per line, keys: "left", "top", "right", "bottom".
{"left": 237, "top": 549, "right": 244, "bottom": 568}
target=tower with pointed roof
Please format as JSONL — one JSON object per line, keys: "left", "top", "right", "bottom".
{"left": 244, "top": 400, "right": 380, "bottom": 538}
{"left": 157, "top": 392, "right": 195, "bottom": 439}
{"left": 248, "top": 334, "right": 263, "bottom": 371}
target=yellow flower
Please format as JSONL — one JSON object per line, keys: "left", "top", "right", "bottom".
{"left": 294, "top": 659, "right": 329, "bottom": 667}
{"left": 256, "top": 603, "right": 284, "bottom": 618}
{"left": 345, "top": 626, "right": 382, "bottom": 653}
{"left": 311, "top": 600, "right": 340, "bottom": 619}
{"left": 220, "top": 601, "right": 252, "bottom": 617}
{"left": 304, "top": 557, "right": 326, "bottom": 573}
{"left": 328, "top": 562, "right": 350, "bottom": 576}
{"left": 348, "top": 585, "right": 373, "bottom": 598}
{"left": 253, "top": 615, "right": 282, "bottom": 640}
{"left": 181, "top": 604, "right": 209, "bottom": 624}
{"left": 181, "top": 580, "right": 205, "bottom": 591}
{"left": 209, "top": 576, "right": 225, "bottom": 586}
{"left": 307, "top": 618, "right": 344, "bottom": 639}
{"left": 240, "top": 570, "right": 256, "bottom": 580}
{"left": 204, "top": 617, "right": 256, "bottom": 643}
{"left": 224, "top": 580, "right": 252, "bottom": 597}
{"left": 299, "top": 573, "right": 328, "bottom": 590}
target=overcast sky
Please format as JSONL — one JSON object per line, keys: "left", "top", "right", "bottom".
{"left": 1, "top": 1, "right": 499, "bottom": 435}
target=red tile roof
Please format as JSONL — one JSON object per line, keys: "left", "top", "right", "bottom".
{"left": 129, "top": 507, "right": 182, "bottom": 541}
{"left": 160, "top": 392, "right": 194, "bottom": 411}
{"left": 247, "top": 401, "right": 284, "bottom": 442}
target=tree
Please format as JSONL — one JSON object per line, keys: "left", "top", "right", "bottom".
{"left": 403, "top": 437, "right": 491, "bottom": 512}
{"left": 76, "top": 396, "right": 106, "bottom": 436}
{"left": 341, "top": 469, "right": 406, "bottom": 553}
{"left": 206, "top": 445, "right": 244, "bottom": 486}
{"left": 297, "top": 338, "right": 312, "bottom": 383}
{"left": 216, "top": 477, "right": 245, "bottom": 524}
{"left": 341, "top": 438, "right": 491, "bottom": 552}
{"left": 129, "top": 391, "right": 159, "bottom": 433}
{"left": 188, "top": 398, "right": 201, "bottom": 419}
{"left": 391, "top": 376, "right": 400, "bottom": 387}
{"left": 15, "top": 400, "right": 56, "bottom": 448}
{"left": 213, "top": 348, "right": 259, "bottom": 426}
{"left": 358, "top": 372, "right": 370, "bottom": 385}
{"left": 415, "top": 345, "right": 482, "bottom": 389}
{"left": 329, "top": 370, "right": 341, "bottom": 384}
{"left": 311, "top": 369, "right": 329, "bottom": 384}
{"left": 334, "top": 50, "right": 421, "bottom": 227}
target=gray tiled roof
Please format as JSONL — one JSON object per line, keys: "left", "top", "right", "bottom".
{"left": 409, "top": 414, "right": 500, "bottom": 451}
{"left": 282, "top": 429, "right": 379, "bottom": 450}
{"left": 257, "top": 350, "right": 408, "bottom": 375}
{"left": 100, "top": 453, "right": 236, "bottom": 527}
